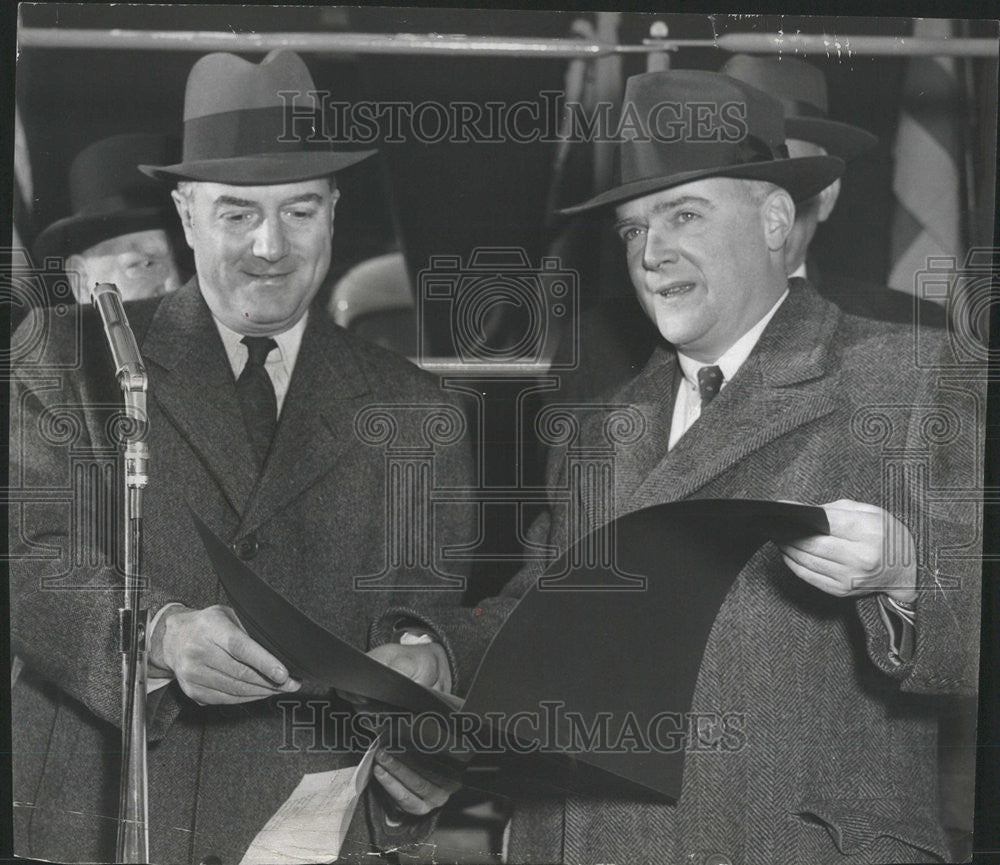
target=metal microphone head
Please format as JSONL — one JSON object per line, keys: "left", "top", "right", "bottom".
{"left": 91, "top": 282, "right": 146, "bottom": 384}
{"left": 92, "top": 281, "right": 124, "bottom": 305}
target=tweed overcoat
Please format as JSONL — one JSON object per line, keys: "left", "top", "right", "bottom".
{"left": 10, "top": 279, "right": 472, "bottom": 864}
{"left": 392, "top": 281, "right": 983, "bottom": 865}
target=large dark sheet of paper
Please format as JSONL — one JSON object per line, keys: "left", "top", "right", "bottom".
{"left": 191, "top": 511, "right": 454, "bottom": 715}
{"left": 462, "top": 498, "right": 829, "bottom": 799}
{"left": 193, "top": 499, "right": 828, "bottom": 798}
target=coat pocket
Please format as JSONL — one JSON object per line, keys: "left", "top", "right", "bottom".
{"left": 792, "top": 798, "right": 950, "bottom": 862}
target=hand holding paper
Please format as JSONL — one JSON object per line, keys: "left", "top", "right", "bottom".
{"left": 362, "top": 643, "right": 464, "bottom": 817}
{"left": 149, "top": 603, "right": 301, "bottom": 705}
{"left": 778, "top": 499, "right": 918, "bottom": 604}
{"left": 239, "top": 738, "right": 380, "bottom": 865}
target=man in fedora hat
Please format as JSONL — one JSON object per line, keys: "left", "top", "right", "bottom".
{"left": 371, "top": 70, "right": 981, "bottom": 863}
{"left": 34, "top": 132, "right": 186, "bottom": 303}
{"left": 721, "top": 53, "right": 945, "bottom": 328}
{"left": 10, "top": 49, "right": 471, "bottom": 864}
{"left": 550, "top": 55, "right": 942, "bottom": 408}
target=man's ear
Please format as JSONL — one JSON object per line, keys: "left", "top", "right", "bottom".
{"left": 65, "top": 253, "right": 89, "bottom": 304}
{"left": 170, "top": 187, "right": 197, "bottom": 249}
{"left": 763, "top": 188, "right": 796, "bottom": 252}
{"left": 328, "top": 187, "right": 341, "bottom": 233}
{"left": 815, "top": 178, "right": 841, "bottom": 223}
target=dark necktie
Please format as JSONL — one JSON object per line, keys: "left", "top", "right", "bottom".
{"left": 697, "top": 364, "right": 724, "bottom": 407}
{"left": 236, "top": 336, "right": 278, "bottom": 467}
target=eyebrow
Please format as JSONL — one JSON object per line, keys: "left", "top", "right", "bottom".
{"left": 212, "top": 193, "right": 325, "bottom": 209}
{"left": 613, "top": 195, "right": 714, "bottom": 230}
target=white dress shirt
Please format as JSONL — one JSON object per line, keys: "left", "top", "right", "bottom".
{"left": 668, "top": 289, "right": 789, "bottom": 450}
{"left": 213, "top": 311, "right": 309, "bottom": 417}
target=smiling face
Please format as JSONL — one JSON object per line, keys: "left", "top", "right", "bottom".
{"left": 613, "top": 176, "right": 794, "bottom": 363}
{"left": 172, "top": 178, "right": 339, "bottom": 335}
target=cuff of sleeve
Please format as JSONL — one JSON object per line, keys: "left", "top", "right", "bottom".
{"left": 369, "top": 606, "right": 460, "bottom": 693}
{"left": 146, "top": 602, "right": 184, "bottom": 692}
{"left": 366, "top": 782, "right": 440, "bottom": 850}
{"left": 877, "top": 593, "right": 917, "bottom": 665}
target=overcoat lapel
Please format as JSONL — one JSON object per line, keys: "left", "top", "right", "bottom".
{"left": 601, "top": 283, "right": 844, "bottom": 514}
{"left": 141, "top": 279, "right": 258, "bottom": 516}
{"left": 240, "top": 311, "right": 372, "bottom": 532}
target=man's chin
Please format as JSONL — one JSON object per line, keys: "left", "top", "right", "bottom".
{"left": 228, "top": 307, "right": 308, "bottom": 336}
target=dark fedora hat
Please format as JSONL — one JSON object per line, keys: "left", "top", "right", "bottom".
{"left": 140, "top": 50, "right": 375, "bottom": 184}
{"left": 720, "top": 55, "right": 878, "bottom": 161}
{"left": 559, "top": 70, "right": 844, "bottom": 215}
{"left": 34, "top": 133, "right": 180, "bottom": 261}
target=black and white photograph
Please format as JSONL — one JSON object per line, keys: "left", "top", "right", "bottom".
{"left": 5, "top": 5, "right": 999, "bottom": 865}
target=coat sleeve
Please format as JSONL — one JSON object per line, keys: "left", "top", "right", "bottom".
{"left": 856, "top": 335, "right": 985, "bottom": 696}
{"left": 8, "top": 309, "right": 184, "bottom": 739}
{"left": 371, "top": 436, "right": 565, "bottom": 697}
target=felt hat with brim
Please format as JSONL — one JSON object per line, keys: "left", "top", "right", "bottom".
{"left": 559, "top": 70, "right": 844, "bottom": 216}
{"left": 34, "top": 133, "right": 180, "bottom": 261}
{"left": 140, "top": 50, "right": 375, "bottom": 184}
{"left": 720, "top": 55, "right": 878, "bottom": 161}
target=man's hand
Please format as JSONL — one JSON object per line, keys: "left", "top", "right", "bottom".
{"left": 148, "top": 604, "right": 300, "bottom": 705}
{"left": 778, "top": 499, "right": 917, "bottom": 604}
{"left": 358, "top": 642, "right": 464, "bottom": 818}
{"left": 368, "top": 642, "right": 452, "bottom": 693}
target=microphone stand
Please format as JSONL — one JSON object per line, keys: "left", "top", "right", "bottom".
{"left": 92, "top": 283, "right": 150, "bottom": 864}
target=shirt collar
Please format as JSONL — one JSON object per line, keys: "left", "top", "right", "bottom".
{"left": 676, "top": 288, "right": 789, "bottom": 387}
{"left": 213, "top": 311, "right": 309, "bottom": 377}
{"left": 789, "top": 261, "right": 807, "bottom": 280}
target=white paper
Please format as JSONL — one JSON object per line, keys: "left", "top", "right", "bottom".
{"left": 239, "top": 738, "right": 379, "bottom": 865}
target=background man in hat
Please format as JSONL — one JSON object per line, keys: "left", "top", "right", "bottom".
{"left": 10, "top": 50, "right": 471, "bottom": 864}
{"left": 33, "top": 132, "right": 186, "bottom": 304}
{"left": 369, "top": 70, "right": 982, "bottom": 863}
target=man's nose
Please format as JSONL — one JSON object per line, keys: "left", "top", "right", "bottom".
{"left": 642, "top": 227, "right": 679, "bottom": 271}
{"left": 251, "top": 216, "right": 290, "bottom": 262}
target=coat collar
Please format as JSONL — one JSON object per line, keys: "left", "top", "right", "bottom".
{"left": 591, "top": 280, "right": 842, "bottom": 513}
{"left": 141, "top": 278, "right": 371, "bottom": 526}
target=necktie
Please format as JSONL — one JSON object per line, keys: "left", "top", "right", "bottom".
{"left": 236, "top": 336, "right": 278, "bottom": 467}
{"left": 697, "top": 365, "right": 724, "bottom": 407}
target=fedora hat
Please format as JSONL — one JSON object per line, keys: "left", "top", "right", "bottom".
{"left": 140, "top": 50, "right": 375, "bottom": 184}
{"left": 34, "top": 133, "right": 180, "bottom": 261}
{"left": 720, "top": 55, "right": 878, "bottom": 161}
{"left": 559, "top": 70, "right": 844, "bottom": 215}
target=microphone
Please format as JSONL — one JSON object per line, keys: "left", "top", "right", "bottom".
{"left": 91, "top": 282, "right": 145, "bottom": 382}
{"left": 91, "top": 282, "right": 151, "bottom": 863}
{"left": 91, "top": 282, "right": 148, "bottom": 486}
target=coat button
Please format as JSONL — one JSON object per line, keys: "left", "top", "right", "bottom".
{"left": 704, "top": 855, "right": 732, "bottom": 865}
{"left": 233, "top": 534, "right": 259, "bottom": 560}
{"left": 199, "top": 856, "right": 222, "bottom": 865}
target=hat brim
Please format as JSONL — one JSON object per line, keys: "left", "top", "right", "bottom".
{"left": 33, "top": 207, "right": 171, "bottom": 262}
{"left": 139, "top": 150, "right": 377, "bottom": 185}
{"left": 557, "top": 155, "right": 845, "bottom": 216}
{"left": 785, "top": 117, "right": 878, "bottom": 162}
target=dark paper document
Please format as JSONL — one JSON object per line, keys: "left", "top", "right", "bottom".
{"left": 193, "top": 499, "right": 828, "bottom": 798}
